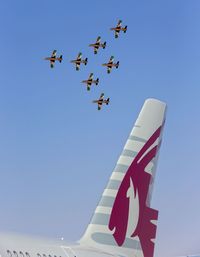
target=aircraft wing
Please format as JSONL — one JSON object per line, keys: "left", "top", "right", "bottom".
{"left": 89, "top": 73, "right": 93, "bottom": 80}
{"left": 99, "top": 93, "right": 104, "bottom": 100}
{"left": 94, "top": 47, "right": 98, "bottom": 54}
{"left": 117, "top": 20, "right": 122, "bottom": 26}
{"left": 51, "top": 50, "right": 57, "bottom": 58}
{"left": 50, "top": 60, "right": 55, "bottom": 68}
{"left": 77, "top": 52, "right": 82, "bottom": 60}
{"left": 110, "top": 56, "right": 114, "bottom": 62}
{"left": 107, "top": 67, "right": 112, "bottom": 73}
{"left": 76, "top": 63, "right": 80, "bottom": 70}
{"left": 115, "top": 30, "right": 119, "bottom": 38}
{"left": 96, "top": 36, "right": 101, "bottom": 43}
{"left": 98, "top": 103, "right": 102, "bottom": 110}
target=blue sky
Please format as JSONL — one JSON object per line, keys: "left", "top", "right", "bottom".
{"left": 0, "top": 1, "right": 200, "bottom": 256}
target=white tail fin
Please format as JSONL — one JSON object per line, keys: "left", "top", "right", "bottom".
{"left": 80, "top": 99, "right": 167, "bottom": 257}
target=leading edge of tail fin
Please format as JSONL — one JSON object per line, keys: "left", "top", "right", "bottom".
{"left": 80, "top": 99, "right": 167, "bottom": 257}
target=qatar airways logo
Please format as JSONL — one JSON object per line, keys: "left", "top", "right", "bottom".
{"left": 108, "top": 126, "right": 162, "bottom": 257}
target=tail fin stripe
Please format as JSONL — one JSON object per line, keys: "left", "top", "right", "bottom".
{"left": 91, "top": 213, "right": 110, "bottom": 225}
{"left": 103, "top": 189, "right": 118, "bottom": 197}
{"left": 110, "top": 172, "right": 125, "bottom": 181}
{"left": 95, "top": 206, "right": 112, "bottom": 215}
{"left": 106, "top": 180, "right": 121, "bottom": 190}
{"left": 99, "top": 196, "right": 115, "bottom": 207}
{"left": 124, "top": 140, "right": 144, "bottom": 152}
{"left": 112, "top": 164, "right": 129, "bottom": 174}
{"left": 91, "top": 233, "right": 140, "bottom": 249}
{"left": 122, "top": 149, "right": 138, "bottom": 158}
{"left": 128, "top": 135, "right": 147, "bottom": 143}
{"left": 117, "top": 156, "right": 135, "bottom": 166}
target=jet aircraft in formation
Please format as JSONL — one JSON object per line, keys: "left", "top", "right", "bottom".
{"left": 44, "top": 20, "right": 127, "bottom": 110}
{"left": 44, "top": 50, "right": 63, "bottom": 68}
{"left": 70, "top": 52, "right": 88, "bottom": 71}
{"left": 89, "top": 36, "right": 106, "bottom": 54}
{"left": 110, "top": 20, "right": 127, "bottom": 38}
{"left": 92, "top": 93, "right": 110, "bottom": 110}
{"left": 82, "top": 73, "right": 99, "bottom": 91}
{"left": 102, "top": 56, "right": 119, "bottom": 74}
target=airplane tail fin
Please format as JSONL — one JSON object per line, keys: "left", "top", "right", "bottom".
{"left": 59, "top": 55, "right": 63, "bottom": 62}
{"left": 106, "top": 98, "right": 110, "bottom": 105}
{"left": 85, "top": 58, "right": 88, "bottom": 65}
{"left": 116, "top": 61, "right": 119, "bottom": 68}
{"left": 124, "top": 25, "right": 128, "bottom": 33}
{"left": 103, "top": 42, "right": 107, "bottom": 49}
{"left": 96, "top": 78, "right": 99, "bottom": 85}
{"left": 80, "top": 99, "right": 167, "bottom": 257}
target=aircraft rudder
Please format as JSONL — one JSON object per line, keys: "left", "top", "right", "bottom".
{"left": 80, "top": 98, "right": 167, "bottom": 257}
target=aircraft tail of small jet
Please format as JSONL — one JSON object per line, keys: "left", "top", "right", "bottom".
{"left": 80, "top": 98, "right": 167, "bottom": 257}
{"left": 124, "top": 25, "right": 128, "bottom": 33}
{"left": 59, "top": 55, "right": 63, "bottom": 62}
{"left": 85, "top": 58, "right": 88, "bottom": 65}
{"left": 116, "top": 61, "right": 119, "bottom": 68}
{"left": 103, "top": 42, "right": 106, "bottom": 49}
{"left": 96, "top": 78, "right": 99, "bottom": 85}
{"left": 106, "top": 98, "right": 110, "bottom": 105}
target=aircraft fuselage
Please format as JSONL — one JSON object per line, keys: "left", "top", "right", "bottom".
{"left": 45, "top": 57, "right": 62, "bottom": 61}
{"left": 0, "top": 233, "right": 113, "bottom": 257}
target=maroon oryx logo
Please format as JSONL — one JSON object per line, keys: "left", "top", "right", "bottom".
{"left": 109, "top": 126, "right": 162, "bottom": 257}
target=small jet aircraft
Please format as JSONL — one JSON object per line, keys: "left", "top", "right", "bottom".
{"left": 70, "top": 52, "right": 88, "bottom": 71}
{"left": 110, "top": 20, "right": 127, "bottom": 38}
{"left": 92, "top": 93, "right": 110, "bottom": 110}
{"left": 102, "top": 56, "right": 119, "bottom": 74}
{"left": 44, "top": 50, "right": 63, "bottom": 68}
{"left": 81, "top": 73, "right": 99, "bottom": 91}
{"left": 89, "top": 36, "right": 106, "bottom": 54}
